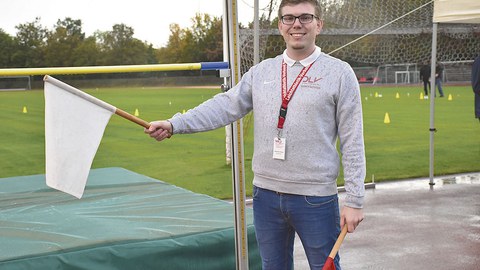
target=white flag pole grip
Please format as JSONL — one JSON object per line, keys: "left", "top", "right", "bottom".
{"left": 44, "top": 75, "right": 151, "bottom": 129}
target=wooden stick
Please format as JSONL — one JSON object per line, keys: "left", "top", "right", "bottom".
{"left": 115, "top": 108, "right": 151, "bottom": 129}
{"left": 328, "top": 225, "right": 348, "bottom": 259}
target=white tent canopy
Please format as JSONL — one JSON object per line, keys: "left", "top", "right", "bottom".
{"left": 433, "top": 0, "right": 480, "bottom": 23}
{"left": 428, "top": 0, "right": 480, "bottom": 185}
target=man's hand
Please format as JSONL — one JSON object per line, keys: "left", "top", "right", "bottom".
{"left": 144, "top": 120, "right": 173, "bottom": 141}
{"left": 340, "top": 206, "right": 364, "bottom": 233}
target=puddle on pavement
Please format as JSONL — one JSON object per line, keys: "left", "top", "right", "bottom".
{"left": 441, "top": 174, "right": 480, "bottom": 185}
{"left": 375, "top": 173, "right": 480, "bottom": 190}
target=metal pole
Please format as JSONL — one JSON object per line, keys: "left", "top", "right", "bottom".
{"left": 223, "top": 0, "right": 249, "bottom": 269}
{"left": 429, "top": 23, "right": 438, "bottom": 186}
{"left": 254, "top": 0, "right": 260, "bottom": 65}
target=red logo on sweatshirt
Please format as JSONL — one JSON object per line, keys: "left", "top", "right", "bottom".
{"left": 302, "top": 76, "right": 323, "bottom": 83}
{"left": 301, "top": 76, "right": 323, "bottom": 89}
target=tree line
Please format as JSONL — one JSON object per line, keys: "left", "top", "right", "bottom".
{"left": 0, "top": 14, "right": 224, "bottom": 69}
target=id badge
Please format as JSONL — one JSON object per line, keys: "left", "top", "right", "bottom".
{"left": 273, "top": 137, "right": 286, "bottom": 160}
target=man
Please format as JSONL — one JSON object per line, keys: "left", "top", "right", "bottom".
{"left": 435, "top": 63, "right": 445, "bottom": 97}
{"left": 472, "top": 56, "right": 480, "bottom": 120}
{"left": 145, "top": 0, "right": 365, "bottom": 269}
{"left": 419, "top": 63, "right": 431, "bottom": 98}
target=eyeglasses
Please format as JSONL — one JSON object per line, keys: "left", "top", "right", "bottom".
{"left": 280, "top": 14, "right": 318, "bottom": 25}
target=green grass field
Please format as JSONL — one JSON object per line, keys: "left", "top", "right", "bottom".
{"left": 1, "top": 84, "right": 478, "bottom": 199}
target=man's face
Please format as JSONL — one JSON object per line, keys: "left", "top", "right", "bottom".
{"left": 278, "top": 2, "right": 323, "bottom": 57}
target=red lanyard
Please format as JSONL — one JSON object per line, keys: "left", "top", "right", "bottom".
{"left": 277, "top": 61, "right": 313, "bottom": 130}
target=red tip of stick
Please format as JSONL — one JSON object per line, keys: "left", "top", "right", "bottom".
{"left": 321, "top": 257, "right": 336, "bottom": 270}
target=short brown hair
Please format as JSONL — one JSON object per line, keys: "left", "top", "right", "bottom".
{"left": 278, "top": 0, "right": 322, "bottom": 19}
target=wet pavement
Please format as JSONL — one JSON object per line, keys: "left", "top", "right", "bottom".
{"left": 293, "top": 172, "right": 480, "bottom": 270}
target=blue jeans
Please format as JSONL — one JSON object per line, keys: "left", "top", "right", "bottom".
{"left": 435, "top": 77, "right": 444, "bottom": 97}
{"left": 252, "top": 186, "right": 341, "bottom": 270}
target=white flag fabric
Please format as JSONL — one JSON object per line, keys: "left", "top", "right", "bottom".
{"left": 44, "top": 75, "right": 116, "bottom": 198}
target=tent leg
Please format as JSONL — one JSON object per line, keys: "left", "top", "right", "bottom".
{"left": 429, "top": 23, "right": 438, "bottom": 187}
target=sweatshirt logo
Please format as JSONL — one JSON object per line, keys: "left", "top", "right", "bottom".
{"left": 302, "top": 76, "right": 323, "bottom": 89}
{"left": 303, "top": 76, "right": 323, "bottom": 83}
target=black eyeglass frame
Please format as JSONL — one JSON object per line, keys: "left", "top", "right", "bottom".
{"left": 280, "top": 14, "right": 319, "bottom": 25}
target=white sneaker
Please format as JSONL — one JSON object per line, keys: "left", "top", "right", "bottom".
{"left": 424, "top": 96, "right": 429, "bottom": 100}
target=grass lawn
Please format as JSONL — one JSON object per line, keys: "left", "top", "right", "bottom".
{"left": 0, "top": 83, "right": 478, "bottom": 199}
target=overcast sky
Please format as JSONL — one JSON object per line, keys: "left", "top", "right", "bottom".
{"left": 0, "top": 0, "right": 274, "bottom": 48}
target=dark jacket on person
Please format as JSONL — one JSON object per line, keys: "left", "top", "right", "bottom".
{"left": 419, "top": 65, "right": 431, "bottom": 82}
{"left": 435, "top": 65, "right": 444, "bottom": 80}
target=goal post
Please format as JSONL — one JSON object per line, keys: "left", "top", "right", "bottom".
{"left": 239, "top": 0, "right": 479, "bottom": 84}
{"left": 0, "top": 76, "right": 31, "bottom": 91}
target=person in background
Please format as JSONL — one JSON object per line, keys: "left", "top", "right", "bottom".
{"left": 145, "top": 0, "right": 365, "bottom": 269}
{"left": 472, "top": 56, "right": 480, "bottom": 121}
{"left": 435, "top": 63, "right": 445, "bottom": 97}
{"left": 419, "top": 63, "right": 431, "bottom": 99}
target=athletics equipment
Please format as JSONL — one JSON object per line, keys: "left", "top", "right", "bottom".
{"left": 0, "top": 62, "right": 228, "bottom": 76}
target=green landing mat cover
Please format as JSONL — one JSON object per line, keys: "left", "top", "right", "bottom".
{"left": 0, "top": 167, "right": 260, "bottom": 270}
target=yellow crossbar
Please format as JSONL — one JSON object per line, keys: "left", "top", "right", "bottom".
{"left": 0, "top": 63, "right": 203, "bottom": 76}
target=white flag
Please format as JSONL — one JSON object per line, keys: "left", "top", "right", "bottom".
{"left": 44, "top": 76, "right": 116, "bottom": 198}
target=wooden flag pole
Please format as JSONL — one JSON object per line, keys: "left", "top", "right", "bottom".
{"left": 115, "top": 108, "right": 150, "bottom": 128}
{"left": 328, "top": 225, "right": 348, "bottom": 259}
{"left": 322, "top": 225, "right": 348, "bottom": 270}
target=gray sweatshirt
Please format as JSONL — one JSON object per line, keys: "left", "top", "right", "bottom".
{"left": 169, "top": 47, "right": 366, "bottom": 208}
